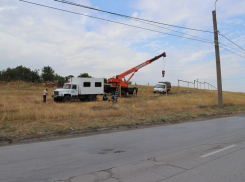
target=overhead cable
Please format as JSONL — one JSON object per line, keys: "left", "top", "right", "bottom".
{"left": 19, "top": 0, "right": 245, "bottom": 59}
{"left": 19, "top": 0, "right": 214, "bottom": 44}
{"left": 219, "top": 45, "right": 245, "bottom": 58}
{"left": 219, "top": 42, "right": 245, "bottom": 55}
{"left": 54, "top": 0, "right": 214, "bottom": 33}
{"left": 219, "top": 33, "right": 245, "bottom": 52}
{"left": 124, "top": 18, "right": 213, "bottom": 43}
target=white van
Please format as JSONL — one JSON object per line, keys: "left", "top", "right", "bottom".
{"left": 153, "top": 83, "right": 166, "bottom": 94}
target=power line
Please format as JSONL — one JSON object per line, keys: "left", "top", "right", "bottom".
{"left": 56, "top": 0, "right": 245, "bottom": 56}
{"left": 19, "top": 0, "right": 245, "bottom": 59}
{"left": 122, "top": 18, "right": 213, "bottom": 43}
{"left": 219, "top": 42, "right": 245, "bottom": 55}
{"left": 54, "top": 0, "right": 214, "bottom": 33}
{"left": 219, "top": 33, "right": 245, "bottom": 52}
{"left": 19, "top": 0, "right": 214, "bottom": 44}
{"left": 219, "top": 45, "right": 245, "bottom": 58}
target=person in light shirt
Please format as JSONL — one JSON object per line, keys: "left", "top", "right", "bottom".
{"left": 43, "top": 88, "right": 48, "bottom": 103}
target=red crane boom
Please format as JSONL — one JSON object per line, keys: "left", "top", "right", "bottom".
{"left": 108, "top": 52, "right": 166, "bottom": 87}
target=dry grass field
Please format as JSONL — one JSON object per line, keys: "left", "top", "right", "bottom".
{"left": 1, "top": 81, "right": 245, "bottom": 142}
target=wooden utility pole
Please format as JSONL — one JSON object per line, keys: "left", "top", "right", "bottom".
{"left": 212, "top": 10, "right": 223, "bottom": 108}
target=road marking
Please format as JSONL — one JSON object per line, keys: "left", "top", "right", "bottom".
{"left": 201, "top": 145, "right": 236, "bottom": 158}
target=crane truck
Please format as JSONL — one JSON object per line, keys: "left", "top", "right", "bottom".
{"left": 104, "top": 52, "right": 166, "bottom": 97}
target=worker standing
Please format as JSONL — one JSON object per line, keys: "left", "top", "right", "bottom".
{"left": 133, "top": 89, "right": 137, "bottom": 98}
{"left": 43, "top": 88, "right": 48, "bottom": 103}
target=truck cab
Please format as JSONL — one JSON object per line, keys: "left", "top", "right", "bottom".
{"left": 52, "top": 83, "right": 79, "bottom": 102}
{"left": 63, "top": 83, "right": 79, "bottom": 98}
{"left": 153, "top": 83, "right": 166, "bottom": 94}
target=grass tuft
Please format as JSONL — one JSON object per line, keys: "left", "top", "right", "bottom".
{"left": 197, "top": 104, "right": 207, "bottom": 108}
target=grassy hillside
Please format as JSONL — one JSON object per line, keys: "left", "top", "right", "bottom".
{"left": 1, "top": 81, "right": 245, "bottom": 141}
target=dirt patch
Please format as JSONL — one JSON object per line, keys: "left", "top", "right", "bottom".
{"left": 0, "top": 113, "right": 241, "bottom": 147}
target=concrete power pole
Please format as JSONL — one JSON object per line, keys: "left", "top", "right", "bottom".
{"left": 212, "top": 10, "right": 223, "bottom": 108}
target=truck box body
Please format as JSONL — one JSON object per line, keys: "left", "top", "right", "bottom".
{"left": 69, "top": 77, "right": 104, "bottom": 95}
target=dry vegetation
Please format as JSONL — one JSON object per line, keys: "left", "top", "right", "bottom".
{"left": 1, "top": 81, "right": 245, "bottom": 142}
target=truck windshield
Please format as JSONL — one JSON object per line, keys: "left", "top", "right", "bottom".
{"left": 63, "top": 84, "right": 71, "bottom": 89}
{"left": 155, "top": 84, "right": 165, "bottom": 88}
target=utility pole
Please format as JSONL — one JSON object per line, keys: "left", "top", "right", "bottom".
{"left": 212, "top": 7, "right": 223, "bottom": 108}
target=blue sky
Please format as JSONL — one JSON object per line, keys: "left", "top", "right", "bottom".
{"left": 1, "top": 0, "right": 245, "bottom": 92}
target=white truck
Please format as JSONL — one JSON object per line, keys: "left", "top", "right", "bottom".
{"left": 52, "top": 78, "right": 104, "bottom": 102}
{"left": 153, "top": 81, "right": 171, "bottom": 94}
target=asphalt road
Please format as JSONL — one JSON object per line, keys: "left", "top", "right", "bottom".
{"left": 1, "top": 115, "right": 245, "bottom": 182}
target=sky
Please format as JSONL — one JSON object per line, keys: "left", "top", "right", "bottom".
{"left": 0, "top": 0, "right": 245, "bottom": 92}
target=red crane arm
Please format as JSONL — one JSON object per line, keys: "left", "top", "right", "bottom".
{"left": 108, "top": 52, "right": 166, "bottom": 87}
{"left": 117, "top": 52, "right": 166, "bottom": 80}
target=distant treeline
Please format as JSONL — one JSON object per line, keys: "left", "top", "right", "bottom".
{"left": 0, "top": 65, "right": 66, "bottom": 86}
{"left": 0, "top": 65, "right": 107, "bottom": 86}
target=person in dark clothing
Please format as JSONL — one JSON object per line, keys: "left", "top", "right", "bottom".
{"left": 103, "top": 94, "right": 108, "bottom": 101}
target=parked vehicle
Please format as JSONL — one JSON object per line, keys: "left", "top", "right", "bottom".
{"left": 159, "top": 81, "right": 171, "bottom": 92}
{"left": 153, "top": 81, "right": 171, "bottom": 94}
{"left": 104, "top": 84, "right": 137, "bottom": 97}
{"left": 52, "top": 78, "right": 104, "bottom": 102}
{"left": 154, "top": 83, "right": 167, "bottom": 94}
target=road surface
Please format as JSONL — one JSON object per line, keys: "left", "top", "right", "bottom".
{"left": 1, "top": 115, "right": 245, "bottom": 182}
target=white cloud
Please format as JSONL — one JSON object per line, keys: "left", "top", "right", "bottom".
{"left": 0, "top": 0, "right": 244, "bottom": 92}
{"left": 0, "top": 6, "right": 16, "bottom": 11}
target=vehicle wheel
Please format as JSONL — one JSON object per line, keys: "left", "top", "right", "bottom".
{"left": 121, "top": 91, "right": 126, "bottom": 97}
{"left": 63, "top": 95, "right": 71, "bottom": 103}
{"left": 54, "top": 98, "right": 59, "bottom": 102}
{"left": 153, "top": 92, "right": 156, "bottom": 94}
{"left": 88, "top": 95, "right": 96, "bottom": 102}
